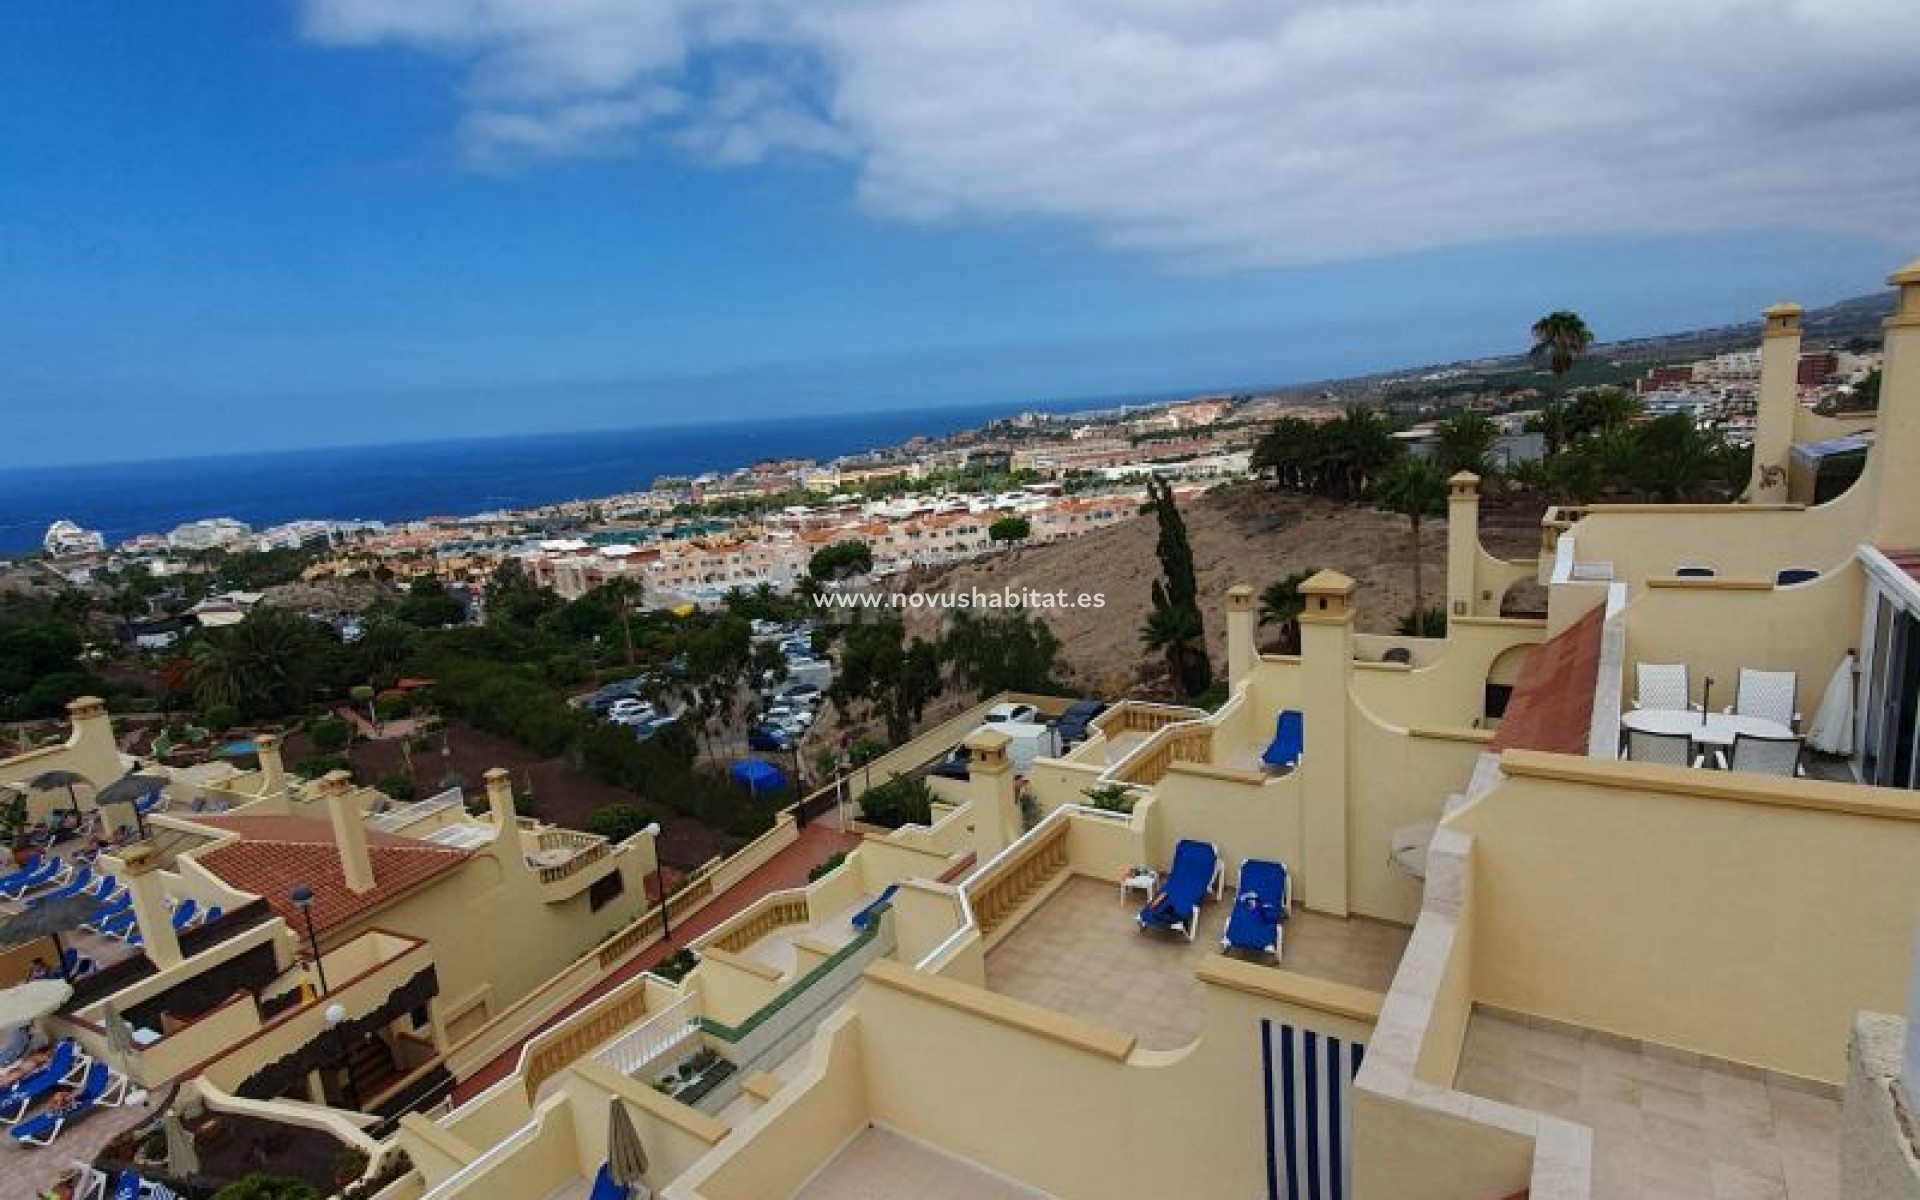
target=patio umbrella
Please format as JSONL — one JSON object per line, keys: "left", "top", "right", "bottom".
{"left": 28, "top": 769, "right": 92, "bottom": 812}
{"left": 0, "top": 893, "right": 109, "bottom": 982}
{"left": 97, "top": 772, "right": 168, "bottom": 839}
{"left": 163, "top": 1108, "right": 200, "bottom": 1177}
{"left": 102, "top": 1002, "right": 137, "bottom": 1066}
{"left": 1807, "top": 653, "right": 1857, "bottom": 756}
{"left": 607, "top": 1097, "right": 650, "bottom": 1193}
{"left": 0, "top": 979, "right": 73, "bottom": 1027}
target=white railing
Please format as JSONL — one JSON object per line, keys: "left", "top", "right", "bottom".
{"left": 367, "top": 787, "right": 465, "bottom": 832}
{"left": 593, "top": 992, "right": 699, "bottom": 1080}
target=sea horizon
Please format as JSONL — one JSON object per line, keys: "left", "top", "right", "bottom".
{"left": 0, "top": 393, "right": 1188, "bottom": 555}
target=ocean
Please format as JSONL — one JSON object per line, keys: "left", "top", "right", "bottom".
{"left": 0, "top": 399, "right": 1110, "bottom": 555}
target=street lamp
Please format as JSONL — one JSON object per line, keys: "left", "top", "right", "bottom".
{"left": 324, "top": 1002, "right": 363, "bottom": 1111}
{"left": 289, "top": 885, "right": 329, "bottom": 996}
{"left": 640, "top": 822, "right": 670, "bottom": 941}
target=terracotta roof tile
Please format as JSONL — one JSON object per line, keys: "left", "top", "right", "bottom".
{"left": 1490, "top": 607, "right": 1604, "bottom": 757}
{"left": 191, "top": 815, "right": 470, "bottom": 934}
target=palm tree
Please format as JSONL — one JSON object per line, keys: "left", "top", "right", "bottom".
{"left": 600, "top": 577, "right": 643, "bottom": 666}
{"left": 1433, "top": 410, "right": 1499, "bottom": 478}
{"left": 1139, "top": 599, "right": 1207, "bottom": 694}
{"left": 1259, "top": 569, "right": 1318, "bottom": 655}
{"left": 1372, "top": 458, "right": 1450, "bottom": 617}
{"left": 1529, "top": 311, "right": 1594, "bottom": 456}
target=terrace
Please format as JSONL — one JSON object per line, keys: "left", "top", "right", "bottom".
{"left": 1453, "top": 1010, "right": 1839, "bottom": 1200}
{"left": 790, "top": 1128, "right": 1050, "bottom": 1200}
{"left": 984, "top": 876, "right": 1408, "bottom": 1049}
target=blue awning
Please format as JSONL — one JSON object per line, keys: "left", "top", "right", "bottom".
{"left": 729, "top": 760, "right": 788, "bottom": 791}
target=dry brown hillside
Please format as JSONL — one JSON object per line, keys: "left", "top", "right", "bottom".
{"left": 902, "top": 484, "right": 1543, "bottom": 696}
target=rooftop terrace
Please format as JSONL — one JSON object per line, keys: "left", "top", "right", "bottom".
{"left": 1454, "top": 1009, "right": 1840, "bottom": 1200}
{"left": 790, "top": 1128, "right": 1052, "bottom": 1200}
{"left": 985, "top": 876, "right": 1408, "bottom": 1049}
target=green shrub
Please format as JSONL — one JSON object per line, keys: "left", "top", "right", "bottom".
{"left": 585, "top": 803, "right": 654, "bottom": 842}
{"left": 308, "top": 716, "right": 352, "bottom": 753}
{"left": 807, "top": 851, "right": 847, "bottom": 882}
{"left": 373, "top": 690, "right": 412, "bottom": 721}
{"left": 292, "top": 754, "right": 353, "bottom": 780}
{"left": 201, "top": 702, "right": 241, "bottom": 733}
{"left": 1082, "top": 782, "right": 1136, "bottom": 814}
{"left": 1396, "top": 608, "right": 1449, "bottom": 637}
{"left": 858, "top": 775, "right": 934, "bottom": 829}
{"left": 209, "top": 1176, "right": 323, "bottom": 1200}
{"left": 653, "top": 948, "right": 698, "bottom": 983}
{"left": 375, "top": 771, "right": 417, "bottom": 802}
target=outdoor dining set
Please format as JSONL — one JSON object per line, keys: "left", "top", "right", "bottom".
{"left": 1622, "top": 663, "right": 1808, "bottom": 775}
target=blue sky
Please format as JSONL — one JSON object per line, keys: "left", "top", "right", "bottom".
{"left": 2, "top": 0, "right": 1915, "bottom": 466}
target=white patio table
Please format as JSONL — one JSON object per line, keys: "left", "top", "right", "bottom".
{"left": 1620, "top": 708, "right": 1793, "bottom": 749}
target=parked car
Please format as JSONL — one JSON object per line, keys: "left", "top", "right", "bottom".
{"left": 1053, "top": 699, "right": 1109, "bottom": 746}
{"left": 779, "top": 684, "right": 824, "bottom": 704}
{"left": 609, "top": 700, "right": 656, "bottom": 726}
{"left": 985, "top": 702, "right": 1039, "bottom": 725}
{"left": 748, "top": 724, "right": 796, "bottom": 752}
{"left": 930, "top": 745, "right": 971, "bottom": 781}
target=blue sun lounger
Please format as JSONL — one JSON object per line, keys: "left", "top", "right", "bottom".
{"left": 1138, "top": 839, "right": 1220, "bottom": 941}
{"left": 588, "top": 1163, "right": 630, "bottom": 1200}
{"left": 0, "top": 1041, "right": 88, "bottom": 1125}
{"left": 1261, "top": 710, "right": 1304, "bottom": 771}
{"left": 851, "top": 885, "right": 898, "bottom": 931}
{"left": 0, "top": 855, "right": 44, "bottom": 894}
{"left": 11, "top": 1060, "right": 127, "bottom": 1146}
{"left": 28, "top": 866, "right": 95, "bottom": 906}
{"left": 1221, "top": 859, "right": 1291, "bottom": 958}
{"left": 0, "top": 857, "right": 65, "bottom": 900}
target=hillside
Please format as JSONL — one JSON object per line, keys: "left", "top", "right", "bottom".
{"left": 902, "top": 484, "right": 1544, "bottom": 696}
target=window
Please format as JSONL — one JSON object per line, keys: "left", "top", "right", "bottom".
{"left": 589, "top": 870, "right": 626, "bottom": 912}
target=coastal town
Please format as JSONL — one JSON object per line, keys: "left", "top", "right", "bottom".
{"left": 0, "top": 265, "right": 1912, "bottom": 1200}
{"left": 18, "top": 326, "right": 1882, "bottom": 625}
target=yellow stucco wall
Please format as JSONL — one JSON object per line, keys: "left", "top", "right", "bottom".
{"left": 1449, "top": 752, "right": 1920, "bottom": 1083}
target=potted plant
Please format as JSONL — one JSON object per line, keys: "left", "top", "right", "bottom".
{"left": 1, "top": 793, "right": 32, "bottom": 865}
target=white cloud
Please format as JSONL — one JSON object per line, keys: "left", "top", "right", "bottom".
{"left": 300, "top": 0, "right": 1920, "bottom": 268}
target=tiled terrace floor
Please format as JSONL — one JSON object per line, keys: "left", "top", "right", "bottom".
{"left": 984, "top": 876, "right": 1409, "bottom": 1049}
{"left": 0, "top": 1093, "right": 153, "bottom": 1200}
{"left": 1455, "top": 1011, "right": 1840, "bottom": 1200}
{"left": 791, "top": 1128, "right": 1053, "bottom": 1200}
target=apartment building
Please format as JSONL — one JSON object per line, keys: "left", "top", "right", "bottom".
{"left": 10, "top": 264, "right": 1920, "bottom": 1200}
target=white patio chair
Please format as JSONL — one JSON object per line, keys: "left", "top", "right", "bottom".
{"left": 1626, "top": 730, "right": 1706, "bottom": 768}
{"left": 1633, "top": 663, "right": 1696, "bottom": 712}
{"left": 1727, "top": 668, "right": 1799, "bottom": 729}
{"left": 1724, "top": 732, "right": 1803, "bottom": 777}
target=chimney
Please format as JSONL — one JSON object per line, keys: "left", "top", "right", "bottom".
{"left": 106, "top": 844, "right": 182, "bottom": 968}
{"left": 1749, "top": 303, "right": 1802, "bottom": 504}
{"left": 1446, "top": 471, "right": 1482, "bottom": 618}
{"left": 255, "top": 732, "right": 286, "bottom": 796}
{"left": 961, "top": 729, "right": 1019, "bottom": 860}
{"left": 320, "top": 771, "right": 375, "bottom": 894}
{"left": 1869, "top": 261, "right": 1920, "bottom": 548}
{"left": 1297, "top": 570, "right": 1357, "bottom": 917}
{"left": 1226, "top": 585, "right": 1257, "bottom": 688}
{"left": 484, "top": 768, "right": 518, "bottom": 831}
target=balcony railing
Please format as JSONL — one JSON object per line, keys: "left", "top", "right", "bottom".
{"left": 1090, "top": 700, "right": 1207, "bottom": 739}
{"left": 704, "top": 895, "right": 810, "bottom": 955}
{"left": 1108, "top": 720, "right": 1214, "bottom": 788}
{"left": 593, "top": 992, "right": 700, "bottom": 1081}
{"left": 964, "top": 813, "right": 1070, "bottom": 937}
{"left": 529, "top": 829, "right": 612, "bottom": 885}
